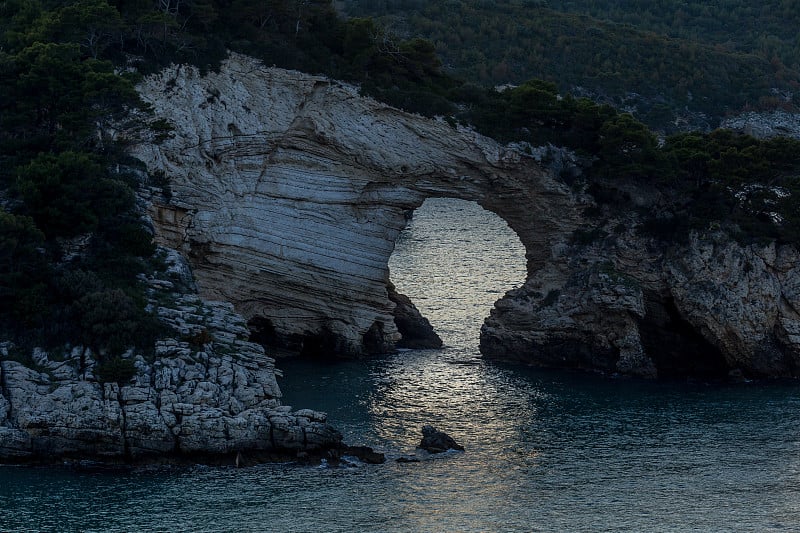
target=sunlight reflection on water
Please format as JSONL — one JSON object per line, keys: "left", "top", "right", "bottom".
{"left": 388, "top": 197, "right": 527, "bottom": 353}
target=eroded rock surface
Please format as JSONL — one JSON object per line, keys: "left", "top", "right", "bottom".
{"left": 131, "top": 53, "right": 583, "bottom": 358}
{"left": 0, "top": 252, "right": 341, "bottom": 464}
{"left": 482, "top": 225, "right": 800, "bottom": 379}
{"left": 129, "top": 53, "right": 800, "bottom": 379}
{"left": 721, "top": 110, "right": 800, "bottom": 140}
{"left": 418, "top": 425, "right": 464, "bottom": 454}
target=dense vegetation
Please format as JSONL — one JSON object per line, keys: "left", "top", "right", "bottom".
{"left": 452, "top": 80, "right": 800, "bottom": 244}
{"left": 0, "top": 0, "right": 165, "bottom": 365}
{"left": 339, "top": 0, "right": 800, "bottom": 128}
{"left": 0, "top": 0, "right": 458, "bottom": 362}
{"left": 1, "top": 0, "right": 799, "bottom": 364}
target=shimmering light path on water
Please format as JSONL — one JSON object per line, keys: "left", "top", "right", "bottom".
{"left": 1, "top": 199, "right": 799, "bottom": 532}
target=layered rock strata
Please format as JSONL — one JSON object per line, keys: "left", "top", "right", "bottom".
{"left": 131, "top": 53, "right": 800, "bottom": 379}
{"left": 131, "top": 53, "right": 582, "bottom": 358}
{"left": 0, "top": 252, "right": 341, "bottom": 463}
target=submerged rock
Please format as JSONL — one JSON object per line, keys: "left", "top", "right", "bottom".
{"left": 341, "top": 445, "right": 386, "bottom": 464}
{"left": 417, "top": 425, "right": 464, "bottom": 454}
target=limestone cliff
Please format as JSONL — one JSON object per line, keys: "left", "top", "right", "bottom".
{"left": 131, "top": 53, "right": 583, "bottom": 358}
{"left": 129, "top": 53, "right": 800, "bottom": 379}
{"left": 9, "top": 52, "right": 798, "bottom": 467}
{"left": 482, "top": 225, "right": 800, "bottom": 379}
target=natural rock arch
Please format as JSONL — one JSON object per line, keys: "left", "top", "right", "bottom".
{"left": 133, "top": 54, "right": 583, "bottom": 358}
{"left": 133, "top": 54, "right": 800, "bottom": 378}
{"left": 386, "top": 196, "right": 529, "bottom": 350}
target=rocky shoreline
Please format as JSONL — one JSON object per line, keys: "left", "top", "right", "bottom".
{"left": 0, "top": 252, "right": 342, "bottom": 465}
{"left": 131, "top": 54, "right": 800, "bottom": 380}
{"left": 482, "top": 228, "right": 800, "bottom": 380}
{"left": 4, "top": 54, "right": 800, "bottom": 466}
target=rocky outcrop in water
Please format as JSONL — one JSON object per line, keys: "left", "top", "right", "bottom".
{"left": 482, "top": 225, "right": 800, "bottom": 379}
{"left": 128, "top": 53, "right": 800, "bottom": 379}
{"left": 387, "top": 282, "right": 442, "bottom": 350}
{"left": 417, "top": 425, "right": 464, "bottom": 453}
{"left": 0, "top": 252, "right": 342, "bottom": 464}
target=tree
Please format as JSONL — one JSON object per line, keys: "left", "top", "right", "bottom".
{"left": 0, "top": 210, "right": 50, "bottom": 330}
{"left": 14, "top": 151, "right": 134, "bottom": 238}
{"left": 37, "top": 0, "right": 125, "bottom": 59}
{"left": 596, "top": 113, "right": 661, "bottom": 180}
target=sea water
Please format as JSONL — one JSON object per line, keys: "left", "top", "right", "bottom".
{"left": 1, "top": 198, "right": 799, "bottom": 532}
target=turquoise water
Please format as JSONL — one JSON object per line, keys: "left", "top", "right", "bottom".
{"left": 2, "top": 199, "right": 800, "bottom": 532}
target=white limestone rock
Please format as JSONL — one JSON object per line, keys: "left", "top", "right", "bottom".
{"left": 721, "top": 110, "right": 800, "bottom": 140}
{"left": 130, "top": 53, "right": 583, "bottom": 358}
{"left": 0, "top": 291, "right": 341, "bottom": 463}
{"left": 484, "top": 223, "right": 800, "bottom": 378}
{"left": 128, "top": 53, "right": 800, "bottom": 378}
{"left": 666, "top": 233, "right": 800, "bottom": 376}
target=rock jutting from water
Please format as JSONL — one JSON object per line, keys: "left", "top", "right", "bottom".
{"left": 130, "top": 52, "right": 584, "bottom": 360}
{"left": 4, "top": 51, "right": 800, "bottom": 466}
{"left": 129, "top": 52, "right": 800, "bottom": 380}
{"left": 417, "top": 425, "right": 465, "bottom": 454}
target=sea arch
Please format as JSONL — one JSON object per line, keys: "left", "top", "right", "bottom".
{"left": 387, "top": 197, "right": 528, "bottom": 351}
{"left": 134, "top": 55, "right": 584, "bottom": 358}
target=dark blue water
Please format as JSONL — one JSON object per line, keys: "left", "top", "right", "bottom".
{"left": 2, "top": 199, "right": 799, "bottom": 532}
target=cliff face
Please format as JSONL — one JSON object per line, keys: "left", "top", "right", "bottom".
{"left": 482, "top": 224, "right": 800, "bottom": 379}
{"left": 131, "top": 53, "right": 583, "bottom": 358}
{"left": 7, "top": 55, "right": 797, "bottom": 467}
{"left": 131, "top": 53, "right": 800, "bottom": 379}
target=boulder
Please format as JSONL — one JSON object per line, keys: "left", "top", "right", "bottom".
{"left": 417, "top": 425, "right": 464, "bottom": 454}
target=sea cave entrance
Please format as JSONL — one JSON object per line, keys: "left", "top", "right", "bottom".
{"left": 388, "top": 198, "right": 527, "bottom": 353}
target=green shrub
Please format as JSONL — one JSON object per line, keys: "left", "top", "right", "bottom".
{"left": 95, "top": 356, "right": 137, "bottom": 384}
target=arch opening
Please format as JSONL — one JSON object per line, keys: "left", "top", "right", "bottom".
{"left": 387, "top": 198, "right": 528, "bottom": 351}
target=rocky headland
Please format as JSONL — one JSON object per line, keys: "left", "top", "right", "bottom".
{"left": 0, "top": 251, "right": 342, "bottom": 464}
{"left": 131, "top": 53, "right": 584, "bottom": 359}
{"left": 133, "top": 53, "right": 800, "bottom": 380}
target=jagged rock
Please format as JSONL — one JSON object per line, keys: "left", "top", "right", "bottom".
{"left": 125, "top": 53, "right": 800, "bottom": 379}
{"left": 721, "top": 110, "right": 800, "bottom": 140}
{"left": 387, "top": 282, "right": 442, "bottom": 350}
{"left": 482, "top": 262, "right": 657, "bottom": 377}
{"left": 665, "top": 233, "right": 800, "bottom": 377}
{"left": 126, "top": 53, "right": 800, "bottom": 378}
{"left": 483, "top": 225, "right": 800, "bottom": 379}
{"left": 417, "top": 425, "right": 464, "bottom": 454}
{"left": 0, "top": 290, "right": 342, "bottom": 464}
{"left": 342, "top": 445, "right": 386, "bottom": 464}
